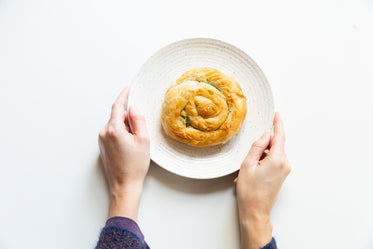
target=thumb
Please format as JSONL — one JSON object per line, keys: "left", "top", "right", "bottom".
{"left": 128, "top": 105, "right": 149, "bottom": 139}
{"left": 244, "top": 132, "right": 271, "bottom": 165}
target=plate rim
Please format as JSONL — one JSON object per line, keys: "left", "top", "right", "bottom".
{"left": 128, "top": 37, "right": 275, "bottom": 179}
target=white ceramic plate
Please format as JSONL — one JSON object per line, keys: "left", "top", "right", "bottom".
{"left": 128, "top": 38, "right": 274, "bottom": 179}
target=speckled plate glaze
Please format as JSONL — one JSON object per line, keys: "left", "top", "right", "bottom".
{"left": 128, "top": 38, "right": 274, "bottom": 179}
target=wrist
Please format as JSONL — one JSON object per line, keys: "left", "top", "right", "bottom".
{"left": 108, "top": 185, "right": 143, "bottom": 221}
{"left": 239, "top": 211, "right": 273, "bottom": 249}
{"left": 110, "top": 182, "right": 143, "bottom": 197}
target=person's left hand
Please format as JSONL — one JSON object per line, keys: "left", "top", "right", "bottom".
{"left": 98, "top": 86, "right": 150, "bottom": 220}
{"left": 235, "top": 113, "right": 291, "bottom": 249}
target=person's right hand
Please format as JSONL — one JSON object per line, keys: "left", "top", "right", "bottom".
{"left": 235, "top": 113, "right": 291, "bottom": 249}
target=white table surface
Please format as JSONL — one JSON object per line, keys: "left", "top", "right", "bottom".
{"left": 1, "top": 0, "right": 373, "bottom": 248}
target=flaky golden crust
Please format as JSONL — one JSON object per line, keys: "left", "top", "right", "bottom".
{"left": 161, "top": 68, "right": 247, "bottom": 148}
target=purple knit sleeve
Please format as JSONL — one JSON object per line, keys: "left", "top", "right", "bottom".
{"left": 97, "top": 217, "right": 275, "bottom": 249}
{"left": 106, "top": 216, "right": 146, "bottom": 241}
{"left": 260, "top": 237, "right": 277, "bottom": 249}
{"left": 96, "top": 216, "right": 149, "bottom": 249}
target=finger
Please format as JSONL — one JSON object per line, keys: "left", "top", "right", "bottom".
{"left": 98, "top": 123, "right": 108, "bottom": 141}
{"left": 233, "top": 170, "right": 239, "bottom": 184}
{"left": 244, "top": 132, "right": 271, "bottom": 165}
{"left": 128, "top": 105, "right": 149, "bottom": 139}
{"left": 270, "top": 112, "right": 286, "bottom": 152}
{"left": 110, "top": 86, "right": 130, "bottom": 124}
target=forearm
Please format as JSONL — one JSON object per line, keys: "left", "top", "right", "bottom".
{"left": 108, "top": 185, "right": 143, "bottom": 221}
{"left": 239, "top": 211, "right": 273, "bottom": 249}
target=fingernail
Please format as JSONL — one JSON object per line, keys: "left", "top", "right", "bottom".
{"left": 276, "top": 112, "right": 282, "bottom": 122}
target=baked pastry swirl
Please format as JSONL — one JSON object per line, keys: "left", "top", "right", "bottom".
{"left": 161, "top": 68, "right": 247, "bottom": 148}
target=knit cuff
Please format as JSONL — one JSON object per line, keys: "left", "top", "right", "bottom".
{"left": 106, "top": 216, "right": 145, "bottom": 241}
{"left": 260, "top": 237, "right": 277, "bottom": 249}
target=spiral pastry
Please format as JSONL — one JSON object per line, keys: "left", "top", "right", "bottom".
{"left": 161, "top": 68, "right": 247, "bottom": 148}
